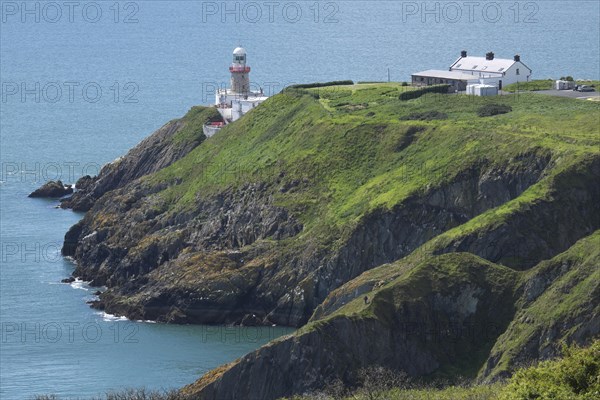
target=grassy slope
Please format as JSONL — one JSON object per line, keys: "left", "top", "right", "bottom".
{"left": 171, "top": 105, "right": 222, "bottom": 145}
{"left": 142, "top": 84, "right": 599, "bottom": 260}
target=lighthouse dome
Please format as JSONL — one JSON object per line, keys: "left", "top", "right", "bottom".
{"left": 233, "top": 47, "right": 246, "bottom": 55}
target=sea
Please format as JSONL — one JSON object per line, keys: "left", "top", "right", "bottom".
{"left": 1, "top": 1, "right": 598, "bottom": 398}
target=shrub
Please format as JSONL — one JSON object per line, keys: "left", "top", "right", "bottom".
{"left": 283, "top": 87, "right": 320, "bottom": 99}
{"left": 500, "top": 340, "right": 600, "bottom": 400}
{"left": 477, "top": 103, "right": 512, "bottom": 117}
{"left": 289, "top": 80, "right": 354, "bottom": 89}
{"left": 400, "top": 111, "right": 448, "bottom": 121}
{"left": 399, "top": 85, "right": 450, "bottom": 101}
{"left": 401, "top": 81, "right": 409, "bottom": 86}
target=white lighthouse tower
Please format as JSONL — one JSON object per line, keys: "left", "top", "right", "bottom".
{"left": 230, "top": 47, "right": 250, "bottom": 94}
{"left": 203, "top": 47, "right": 269, "bottom": 138}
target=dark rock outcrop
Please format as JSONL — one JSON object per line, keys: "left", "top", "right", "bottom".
{"left": 29, "top": 180, "right": 73, "bottom": 198}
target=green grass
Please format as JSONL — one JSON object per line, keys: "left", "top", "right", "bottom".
{"left": 503, "top": 80, "right": 554, "bottom": 92}
{"left": 170, "top": 106, "right": 222, "bottom": 144}
{"left": 122, "top": 84, "right": 600, "bottom": 283}
{"left": 504, "top": 79, "right": 600, "bottom": 93}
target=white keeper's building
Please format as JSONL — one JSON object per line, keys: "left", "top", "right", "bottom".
{"left": 412, "top": 51, "right": 532, "bottom": 92}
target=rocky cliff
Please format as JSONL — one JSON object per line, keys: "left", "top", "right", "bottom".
{"left": 59, "top": 84, "right": 600, "bottom": 397}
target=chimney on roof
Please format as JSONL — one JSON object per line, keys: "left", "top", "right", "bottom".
{"left": 514, "top": 54, "right": 521, "bottom": 62}
{"left": 486, "top": 52, "right": 495, "bottom": 60}
{"left": 461, "top": 50, "right": 467, "bottom": 58}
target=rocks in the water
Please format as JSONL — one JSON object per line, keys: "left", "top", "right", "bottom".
{"left": 61, "top": 276, "right": 75, "bottom": 283}
{"left": 29, "top": 180, "right": 73, "bottom": 198}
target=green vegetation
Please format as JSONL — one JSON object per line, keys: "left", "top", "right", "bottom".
{"left": 476, "top": 103, "right": 512, "bottom": 117}
{"left": 504, "top": 80, "right": 554, "bottom": 92}
{"left": 170, "top": 106, "right": 222, "bottom": 144}
{"left": 501, "top": 340, "right": 600, "bottom": 400}
{"left": 145, "top": 82, "right": 598, "bottom": 263}
{"left": 504, "top": 79, "right": 600, "bottom": 92}
{"left": 287, "top": 340, "right": 599, "bottom": 400}
{"left": 399, "top": 110, "right": 448, "bottom": 120}
{"left": 398, "top": 84, "right": 450, "bottom": 100}
{"left": 289, "top": 80, "right": 354, "bottom": 89}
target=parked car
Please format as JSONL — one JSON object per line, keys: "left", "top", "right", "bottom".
{"left": 577, "top": 85, "right": 595, "bottom": 92}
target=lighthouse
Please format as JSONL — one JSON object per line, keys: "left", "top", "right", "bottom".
{"left": 230, "top": 47, "right": 251, "bottom": 94}
{"left": 204, "top": 47, "right": 269, "bottom": 138}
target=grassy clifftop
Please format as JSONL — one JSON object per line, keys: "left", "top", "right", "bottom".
{"left": 151, "top": 83, "right": 598, "bottom": 230}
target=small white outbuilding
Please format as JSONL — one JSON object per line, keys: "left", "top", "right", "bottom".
{"left": 466, "top": 84, "right": 498, "bottom": 96}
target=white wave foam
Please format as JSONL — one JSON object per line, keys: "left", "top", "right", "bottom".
{"left": 70, "top": 278, "right": 90, "bottom": 291}
{"left": 99, "top": 311, "right": 129, "bottom": 322}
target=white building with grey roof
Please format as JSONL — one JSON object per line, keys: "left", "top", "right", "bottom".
{"left": 412, "top": 51, "right": 532, "bottom": 91}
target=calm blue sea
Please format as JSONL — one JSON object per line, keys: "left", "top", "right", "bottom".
{"left": 1, "top": 1, "right": 599, "bottom": 398}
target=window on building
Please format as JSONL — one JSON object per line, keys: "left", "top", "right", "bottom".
{"left": 473, "top": 65, "right": 478, "bottom": 69}
{"left": 498, "top": 68, "right": 504, "bottom": 72}
{"left": 516, "top": 68, "right": 520, "bottom": 75}
{"left": 455, "top": 64, "right": 462, "bottom": 68}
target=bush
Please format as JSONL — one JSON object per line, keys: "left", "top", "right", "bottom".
{"left": 400, "top": 111, "right": 448, "bottom": 121}
{"left": 289, "top": 80, "right": 354, "bottom": 89}
{"left": 401, "top": 82, "right": 409, "bottom": 86}
{"left": 501, "top": 340, "right": 600, "bottom": 400}
{"left": 283, "top": 87, "right": 320, "bottom": 99}
{"left": 477, "top": 103, "right": 512, "bottom": 117}
{"left": 399, "top": 85, "right": 450, "bottom": 101}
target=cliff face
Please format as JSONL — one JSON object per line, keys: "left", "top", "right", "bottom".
{"left": 60, "top": 84, "right": 600, "bottom": 396}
